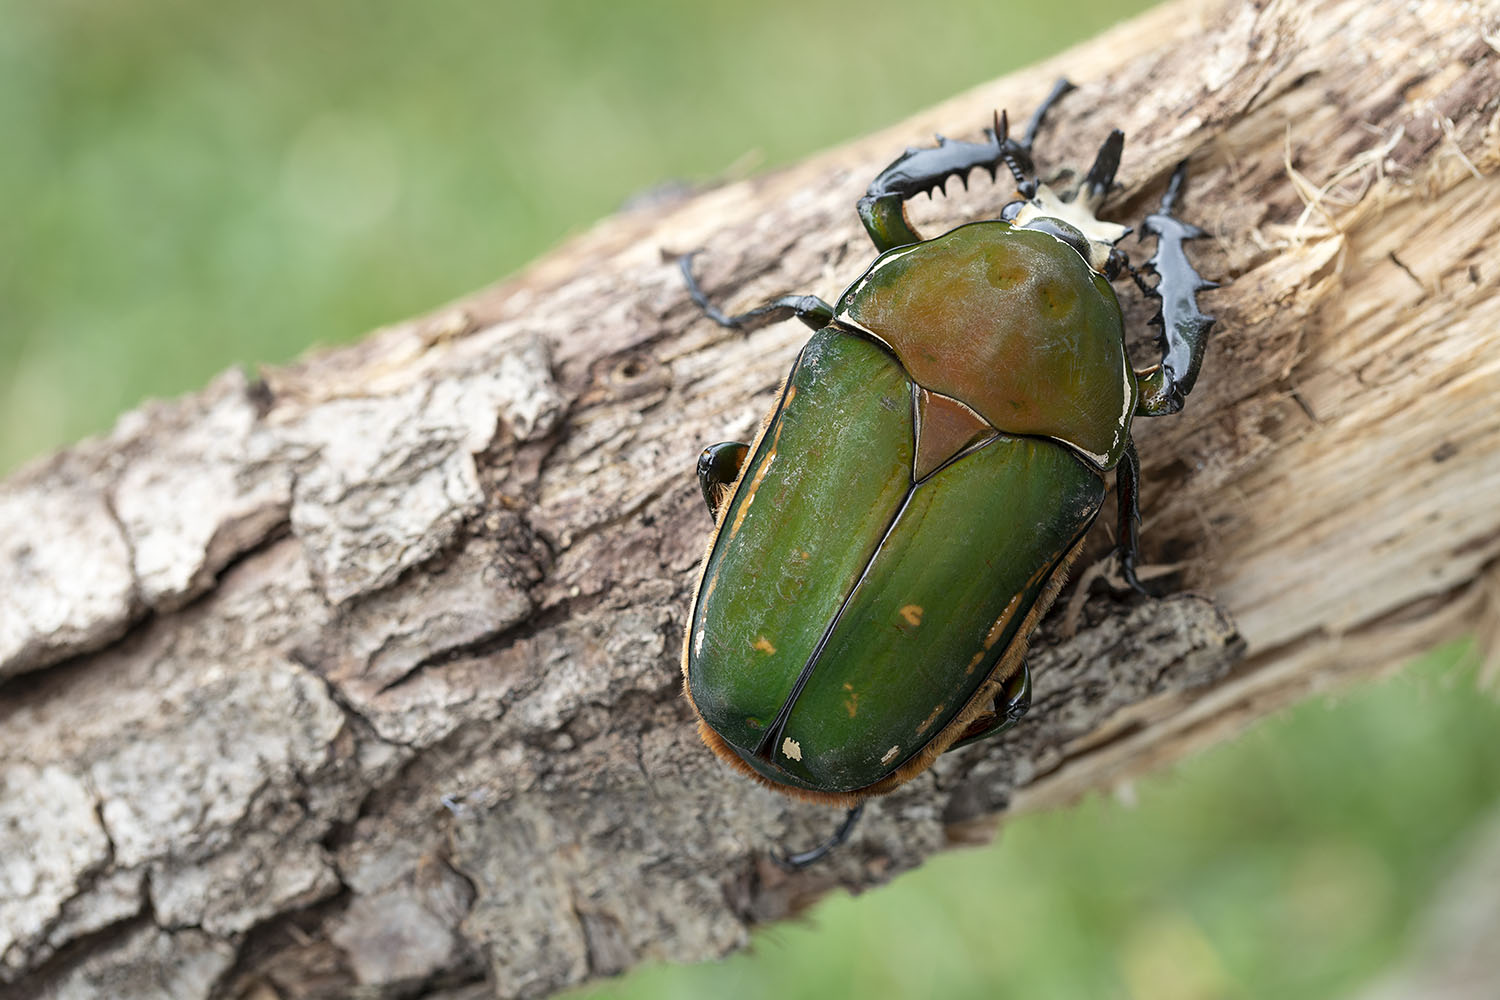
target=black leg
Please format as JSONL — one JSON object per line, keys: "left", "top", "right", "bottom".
{"left": 1135, "top": 161, "right": 1217, "bottom": 416}
{"left": 1114, "top": 438, "right": 1152, "bottom": 597}
{"left": 857, "top": 78, "right": 1075, "bottom": 252}
{"left": 1019, "top": 77, "right": 1076, "bottom": 152}
{"left": 679, "top": 253, "right": 833, "bottom": 333}
{"left": 947, "top": 660, "right": 1032, "bottom": 750}
{"left": 775, "top": 803, "right": 865, "bottom": 870}
{"left": 1081, "top": 129, "right": 1125, "bottom": 205}
{"left": 697, "top": 442, "right": 749, "bottom": 519}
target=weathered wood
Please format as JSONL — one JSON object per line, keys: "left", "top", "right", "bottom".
{"left": 2, "top": 0, "right": 1497, "bottom": 996}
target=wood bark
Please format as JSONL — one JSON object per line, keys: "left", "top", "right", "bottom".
{"left": 2, "top": 0, "right": 1498, "bottom": 996}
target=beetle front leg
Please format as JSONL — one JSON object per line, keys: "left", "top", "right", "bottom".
{"left": 679, "top": 253, "right": 833, "bottom": 332}
{"left": 948, "top": 660, "right": 1032, "bottom": 750}
{"left": 697, "top": 441, "right": 749, "bottom": 519}
{"left": 1134, "top": 161, "right": 1217, "bottom": 416}
{"left": 857, "top": 78, "right": 1075, "bottom": 252}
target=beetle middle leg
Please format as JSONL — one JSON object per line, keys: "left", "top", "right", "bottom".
{"left": 1133, "top": 161, "right": 1217, "bottom": 416}
{"left": 678, "top": 252, "right": 833, "bottom": 332}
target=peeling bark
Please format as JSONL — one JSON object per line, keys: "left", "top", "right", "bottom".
{"left": 3, "top": 0, "right": 1499, "bottom": 996}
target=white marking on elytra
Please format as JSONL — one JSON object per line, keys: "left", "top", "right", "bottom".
{"left": 880, "top": 745, "right": 901, "bottom": 765}
{"left": 782, "top": 737, "right": 802, "bottom": 761}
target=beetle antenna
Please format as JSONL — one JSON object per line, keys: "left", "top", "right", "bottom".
{"left": 991, "top": 110, "right": 1030, "bottom": 194}
{"left": 1002, "top": 152, "right": 1034, "bottom": 198}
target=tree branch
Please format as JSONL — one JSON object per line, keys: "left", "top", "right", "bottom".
{"left": 2, "top": 0, "right": 1498, "bottom": 996}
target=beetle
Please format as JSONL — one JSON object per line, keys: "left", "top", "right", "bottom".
{"left": 678, "top": 80, "right": 1214, "bottom": 867}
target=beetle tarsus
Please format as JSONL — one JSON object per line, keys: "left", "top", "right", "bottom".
{"left": 1082, "top": 129, "right": 1125, "bottom": 205}
{"left": 1118, "top": 550, "right": 1154, "bottom": 598}
{"left": 1157, "top": 157, "right": 1191, "bottom": 216}
{"left": 1020, "top": 78, "right": 1076, "bottom": 151}
{"left": 679, "top": 252, "right": 834, "bottom": 333}
{"left": 774, "top": 803, "right": 865, "bottom": 870}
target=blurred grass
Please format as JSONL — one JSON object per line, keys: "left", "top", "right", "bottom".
{"left": 4, "top": 4, "right": 1498, "bottom": 1000}
{"left": 577, "top": 645, "right": 1500, "bottom": 1000}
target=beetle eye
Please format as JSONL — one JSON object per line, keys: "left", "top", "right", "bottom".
{"left": 1018, "top": 217, "right": 1093, "bottom": 261}
{"left": 999, "top": 201, "right": 1025, "bottom": 223}
{"left": 1104, "top": 247, "right": 1128, "bottom": 281}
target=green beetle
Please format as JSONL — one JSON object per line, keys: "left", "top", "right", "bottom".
{"left": 679, "top": 81, "right": 1214, "bottom": 866}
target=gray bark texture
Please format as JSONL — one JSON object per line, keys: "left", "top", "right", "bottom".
{"left": 3, "top": 0, "right": 1499, "bottom": 996}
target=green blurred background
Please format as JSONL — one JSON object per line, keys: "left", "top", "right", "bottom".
{"left": 3, "top": 2, "right": 1496, "bottom": 998}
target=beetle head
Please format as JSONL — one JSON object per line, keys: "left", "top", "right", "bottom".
{"left": 1004, "top": 182, "right": 1130, "bottom": 275}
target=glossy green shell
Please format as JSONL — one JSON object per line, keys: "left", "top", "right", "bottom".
{"left": 687, "top": 223, "right": 1129, "bottom": 796}
{"left": 687, "top": 341, "right": 1102, "bottom": 793}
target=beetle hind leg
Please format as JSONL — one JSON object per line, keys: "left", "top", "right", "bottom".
{"left": 1134, "top": 161, "right": 1217, "bottom": 416}
{"left": 697, "top": 442, "right": 749, "bottom": 519}
{"left": 774, "top": 803, "right": 865, "bottom": 870}
{"left": 948, "top": 660, "right": 1032, "bottom": 750}
{"left": 679, "top": 252, "right": 833, "bottom": 333}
